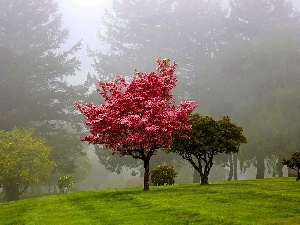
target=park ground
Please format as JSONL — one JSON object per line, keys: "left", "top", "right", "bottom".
{"left": 0, "top": 178, "right": 299, "bottom": 225}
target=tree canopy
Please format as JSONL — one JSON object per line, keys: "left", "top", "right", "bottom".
{"left": 76, "top": 59, "right": 197, "bottom": 190}
{"left": 170, "top": 114, "right": 247, "bottom": 185}
{"left": 0, "top": 0, "right": 82, "bottom": 129}
{"left": 0, "top": 128, "right": 55, "bottom": 201}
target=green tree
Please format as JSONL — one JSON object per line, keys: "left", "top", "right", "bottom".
{"left": 0, "top": 0, "right": 82, "bottom": 129}
{"left": 170, "top": 114, "right": 247, "bottom": 185}
{"left": 58, "top": 174, "right": 75, "bottom": 194}
{"left": 0, "top": 128, "right": 55, "bottom": 202}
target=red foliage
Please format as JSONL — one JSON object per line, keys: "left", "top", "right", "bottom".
{"left": 75, "top": 59, "right": 197, "bottom": 156}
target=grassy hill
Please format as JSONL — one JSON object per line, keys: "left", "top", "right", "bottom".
{"left": 0, "top": 178, "right": 299, "bottom": 225}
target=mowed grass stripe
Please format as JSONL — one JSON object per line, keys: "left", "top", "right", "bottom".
{"left": 0, "top": 178, "right": 300, "bottom": 225}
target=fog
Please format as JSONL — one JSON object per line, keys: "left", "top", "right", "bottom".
{"left": 1, "top": 0, "right": 299, "bottom": 193}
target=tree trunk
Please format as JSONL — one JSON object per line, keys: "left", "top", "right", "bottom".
{"left": 200, "top": 165, "right": 209, "bottom": 185}
{"left": 227, "top": 155, "right": 233, "bottom": 181}
{"left": 59, "top": 187, "right": 64, "bottom": 194}
{"left": 297, "top": 169, "right": 300, "bottom": 181}
{"left": 200, "top": 173, "right": 209, "bottom": 185}
{"left": 256, "top": 156, "right": 265, "bottom": 179}
{"left": 143, "top": 159, "right": 150, "bottom": 191}
{"left": 233, "top": 153, "right": 238, "bottom": 180}
{"left": 5, "top": 184, "right": 20, "bottom": 202}
{"left": 193, "top": 168, "right": 200, "bottom": 183}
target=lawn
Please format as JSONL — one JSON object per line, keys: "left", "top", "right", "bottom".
{"left": 0, "top": 178, "right": 299, "bottom": 225}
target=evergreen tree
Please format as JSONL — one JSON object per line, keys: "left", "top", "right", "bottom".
{"left": 0, "top": 0, "right": 86, "bottom": 176}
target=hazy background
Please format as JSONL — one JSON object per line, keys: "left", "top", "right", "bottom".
{"left": 60, "top": 0, "right": 300, "bottom": 189}
{"left": 1, "top": 0, "right": 300, "bottom": 191}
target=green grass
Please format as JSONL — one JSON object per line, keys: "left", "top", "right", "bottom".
{"left": 0, "top": 178, "right": 300, "bottom": 225}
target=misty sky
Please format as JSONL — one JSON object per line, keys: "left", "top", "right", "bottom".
{"left": 59, "top": 0, "right": 111, "bottom": 48}
{"left": 57, "top": 0, "right": 112, "bottom": 84}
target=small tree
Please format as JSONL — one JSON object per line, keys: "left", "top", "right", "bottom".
{"left": 151, "top": 165, "right": 177, "bottom": 186}
{"left": 282, "top": 151, "right": 300, "bottom": 181}
{"left": 0, "top": 128, "right": 55, "bottom": 201}
{"left": 170, "top": 114, "right": 247, "bottom": 185}
{"left": 58, "top": 175, "right": 75, "bottom": 193}
{"left": 76, "top": 59, "right": 197, "bottom": 191}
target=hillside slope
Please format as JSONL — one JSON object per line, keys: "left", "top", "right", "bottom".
{"left": 0, "top": 178, "right": 299, "bottom": 225}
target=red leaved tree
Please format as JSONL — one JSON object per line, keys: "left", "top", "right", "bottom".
{"left": 75, "top": 59, "right": 197, "bottom": 191}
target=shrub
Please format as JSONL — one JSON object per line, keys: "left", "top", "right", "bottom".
{"left": 151, "top": 165, "right": 177, "bottom": 186}
{"left": 58, "top": 174, "right": 75, "bottom": 193}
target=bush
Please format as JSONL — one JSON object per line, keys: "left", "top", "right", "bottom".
{"left": 58, "top": 174, "right": 75, "bottom": 193}
{"left": 151, "top": 165, "right": 177, "bottom": 186}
